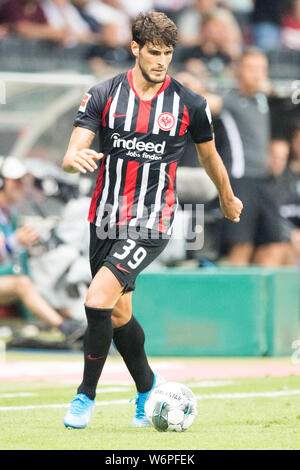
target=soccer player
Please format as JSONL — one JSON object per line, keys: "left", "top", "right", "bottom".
{"left": 62, "top": 11, "right": 243, "bottom": 429}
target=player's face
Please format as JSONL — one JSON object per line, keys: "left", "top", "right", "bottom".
{"left": 135, "top": 42, "right": 174, "bottom": 84}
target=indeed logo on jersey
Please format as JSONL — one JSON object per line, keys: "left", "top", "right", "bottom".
{"left": 111, "top": 133, "right": 166, "bottom": 160}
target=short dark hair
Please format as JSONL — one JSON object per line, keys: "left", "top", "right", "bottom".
{"left": 132, "top": 11, "right": 178, "bottom": 49}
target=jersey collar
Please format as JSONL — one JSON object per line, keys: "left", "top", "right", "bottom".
{"left": 127, "top": 69, "right": 171, "bottom": 102}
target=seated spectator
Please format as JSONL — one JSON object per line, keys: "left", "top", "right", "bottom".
{"left": 178, "top": 0, "right": 242, "bottom": 48}
{"left": 282, "top": 0, "right": 300, "bottom": 50}
{"left": 177, "top": 0, "right": 217, "bottom": 45}
{"left": 222, "top": 0, "right": 253, "bottom": 43}
{"left": 71, "top": 0, "right": 103, "bottom": 33}
{"left": 73, "top": 0, "right": 132, "bottom": 73}
{"left": 72, "top": 0, "right": 128, "bottom": 75}
{"left": 182, "top": 13, "right": 242, "bottom": 76}
{"left": 0, "top": 156, "right": 85, "bottom": 341}
{"left": 79, "top": 0, "right": 154, "bottom": 48}
{"left": 0, "top": 0, "right": 67, "bottom": 43}
{"left": 72, "top": 0, "right": 130, "bottom": 48}
{"left": 41, "top": 0, "right": 97, "bottom": 47}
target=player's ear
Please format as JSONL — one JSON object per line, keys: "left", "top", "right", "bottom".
{"left": 131, "top": 41, "right": 140, "bottom": 59}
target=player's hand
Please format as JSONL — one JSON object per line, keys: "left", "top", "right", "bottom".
{"left": 219, "top": 195, "right": 243, "bottom": 223}
{"left": 63, "top": 149, "right": 104, "bottom": 174}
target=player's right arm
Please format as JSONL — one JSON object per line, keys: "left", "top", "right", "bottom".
{"left": 62, "top": 127, "right": 104, "bottom": 174}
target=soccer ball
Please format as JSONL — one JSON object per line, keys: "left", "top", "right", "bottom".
{"left": 145, "top": 381, "right": 197, "bottom": 432}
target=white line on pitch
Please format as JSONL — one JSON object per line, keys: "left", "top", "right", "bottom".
{"left": 0, "top": 392, "right": 38, "bottom": 398}
{"left": 0, "top": 399, "right": 129, "bottom": 411}
{"left": 196, "top": 390, "right": 300, "bottom": 400}
{"left": 0, "top": 387, "right": 129, "bottom": 400}
{"left": 1, "top": 389, "right": 300, "bottom": 411}
{"left": 186, "top": 380, "right": 236, "bottom": 388}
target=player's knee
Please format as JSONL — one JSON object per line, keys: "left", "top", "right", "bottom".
{"left": 85, "top": 289, "right": 112, "bottom": 309}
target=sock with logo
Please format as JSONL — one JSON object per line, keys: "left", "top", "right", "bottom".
{"left": 77, "top": 306, "right": 113, "bottom": 400}
{"left": 113, "top": 315, "right": 154, "bottom": 393}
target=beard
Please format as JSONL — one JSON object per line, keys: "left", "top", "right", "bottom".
{"left": 138, "top": 58, "right": 166, "bottom": 84}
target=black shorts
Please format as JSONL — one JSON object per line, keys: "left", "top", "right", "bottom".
{"left": 89, "top": 223, "right": 169, "bottom": 293}
{"left": 222, "top": 177, "right": 287, "bottom": 248}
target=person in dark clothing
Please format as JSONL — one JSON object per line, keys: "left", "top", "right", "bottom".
{"left": 252, "top": 0, "right": 288, "bottom": 51}
{"left": 216, "top": 47, "right": 289, "bottom": 266}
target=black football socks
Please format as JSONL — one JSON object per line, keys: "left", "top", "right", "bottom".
{"left": 113, "top": 315, "right": 154, "bottom": 393}
{"left": 77, "top": 306, "right": 113, "bottom": 400}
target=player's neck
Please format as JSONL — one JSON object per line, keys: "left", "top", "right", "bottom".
{"left": 131, "top": 65, "right": 166, "bottom": 101}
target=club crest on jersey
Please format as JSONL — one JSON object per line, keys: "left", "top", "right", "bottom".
{"left": 79, "top": 93, "right": 91, "bottom": 112}
{"left": 157, "top": 112, "right": 176, "bottom": 131}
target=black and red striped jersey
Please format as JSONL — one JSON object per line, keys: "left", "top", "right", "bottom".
{"left": 74, "top": 69, "right": 213, "bottom": 237}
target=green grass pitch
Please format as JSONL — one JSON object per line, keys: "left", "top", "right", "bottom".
{"left": 1, "top": 355, "right": 300, "bottom": 450}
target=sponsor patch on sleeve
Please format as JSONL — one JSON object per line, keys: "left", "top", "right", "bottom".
{"left": 79, "top": 93, "right": 91, "bottom": 112}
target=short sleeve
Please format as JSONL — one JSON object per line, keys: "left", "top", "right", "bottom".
{"left": 188, "top": 94, "right": 214, "bottom": 144}
{"left": 73, "top": 85, "right": 104, "bottom": 133}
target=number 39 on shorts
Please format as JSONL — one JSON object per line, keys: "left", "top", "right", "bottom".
{"left": 112, "top": 240, "right": 147, "bottom": 270}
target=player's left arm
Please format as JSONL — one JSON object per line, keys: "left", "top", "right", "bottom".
{"left": 195, "top": 138, "right": 243, "bottom": 223}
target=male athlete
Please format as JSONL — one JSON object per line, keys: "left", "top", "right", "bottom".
{"left": 62, "top": 12, "right": 243, "bottom": 429}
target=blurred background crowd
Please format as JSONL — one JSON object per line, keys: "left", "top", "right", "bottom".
{"left": 0, "top": 1, "right": 300, "bottom": 344}
{"left": 0, "top": 0, "right": 300, "bottom": 75}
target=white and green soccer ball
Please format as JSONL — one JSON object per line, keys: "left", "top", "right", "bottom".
{"left": 145, "top": 382, "right": 197, "bottom": 432}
